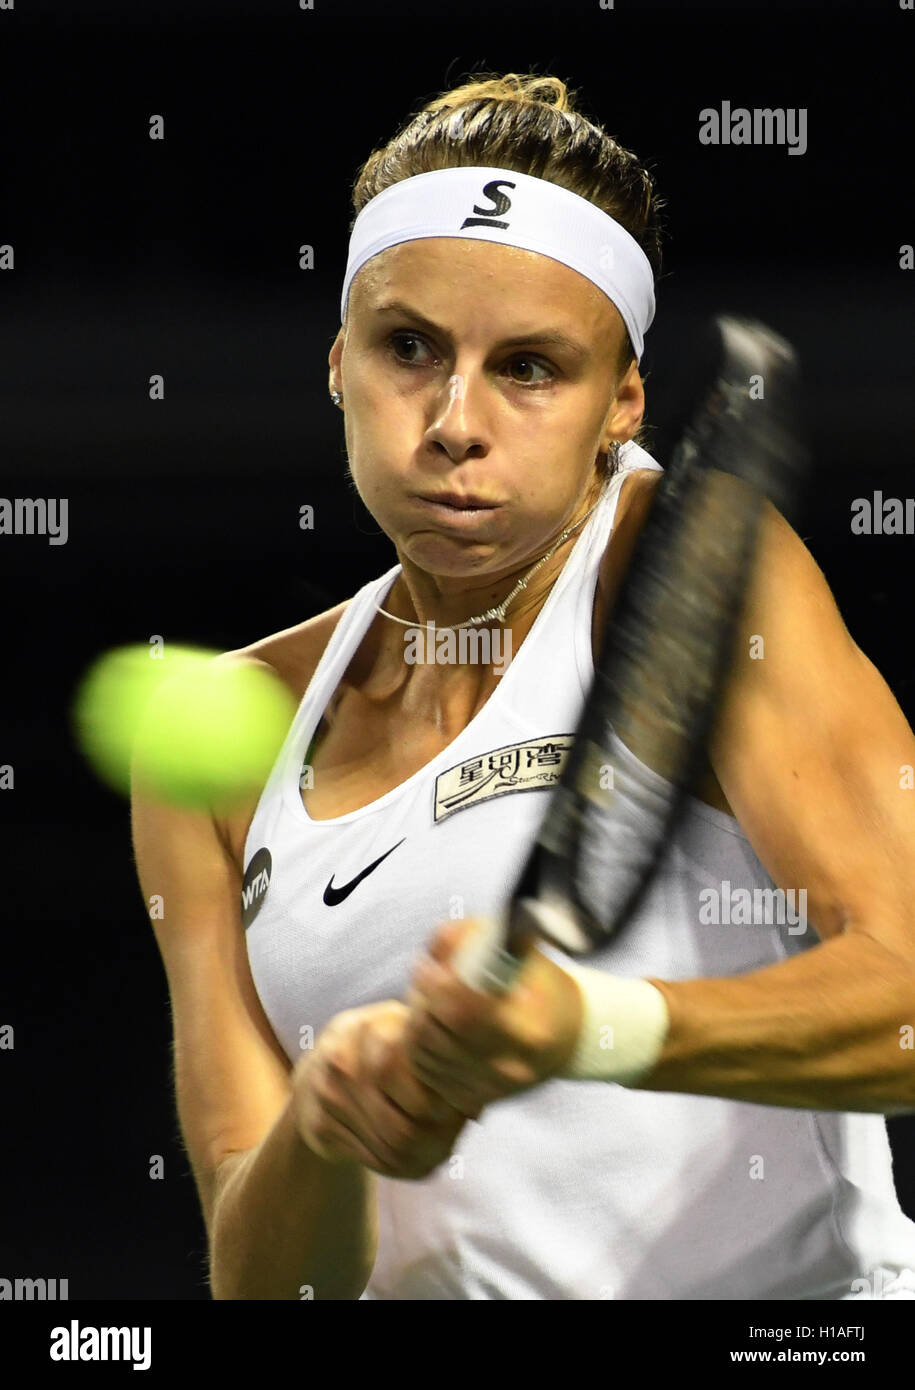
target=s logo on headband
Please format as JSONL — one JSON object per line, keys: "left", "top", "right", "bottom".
{"left": 460, "top": 180, "right": 516, "bottom": 231}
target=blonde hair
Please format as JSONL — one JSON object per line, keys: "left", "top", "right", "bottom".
{"left": 348, "top": 70, "right": 665, "bottom": 456}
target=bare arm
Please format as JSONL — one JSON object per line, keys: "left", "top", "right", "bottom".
{"left": 210, "top": 1103, "right": 377, "bottom": 1301}
{"left": 639, "top": 504, "right": 915, "bottom": 1112}
{"left": 130, "top": 752, "right": 377, "bottom": 1300}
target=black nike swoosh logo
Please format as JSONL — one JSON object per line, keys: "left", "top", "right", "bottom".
{"left": 323, "top": 838, "right": 406, "bottom": 906}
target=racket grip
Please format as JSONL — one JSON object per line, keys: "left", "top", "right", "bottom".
{"left": 451, "top": 913, "right": 523, "bottom": 995}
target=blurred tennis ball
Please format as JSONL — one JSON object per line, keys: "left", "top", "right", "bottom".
{"left": 71, "top": 643, "right": 296, "bottom": 809}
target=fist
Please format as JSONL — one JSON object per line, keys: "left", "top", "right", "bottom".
{"left": 404, "top": 917, "right": 585, "bottom": 1113}
{"left": 292, "top": 1000, "right": 471, "bottom": 1181}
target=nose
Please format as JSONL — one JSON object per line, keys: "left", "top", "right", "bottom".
{"left": 426, "top": 370, "right": 487, "bottom": 461}
{"left": 447, "top": 374, "right": 465, "bottom": 405}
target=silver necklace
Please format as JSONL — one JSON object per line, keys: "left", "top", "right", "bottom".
{"left": 373, "top": 481, "right": 609, "bottom": 631}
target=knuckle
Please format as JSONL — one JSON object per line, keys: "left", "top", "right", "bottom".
{"left": 326, "top": 1008, "right": 358, "bottom": 1038}
{"left": 369, "top": 1001, "right": 407, "bottom": 1035}
{"left": 309, "top": 1113, "right": 337, "bottom": 1151}
{"left": 370, "top": 1134, "right": 402, "bottom": 1169}
{"left": 383, "top": 1116, "right": 454, "bottom": 1173}
{"left": 314, "top": 1061, "right": 347, "bottom": 1107}
{"left": 494, "top": 1055, "right": 538, "bottom": 1089}
{"left": 521, "top": 1027, "right": 549, "bottom": 1063}
{"left": 421, "top": 1095, "right": 455, "bottom": 1126}
{"left": 375, "top": 1036, "right": 404, "bottom": 1079}
{"left": 398, "top": 1146, "right": 445, "bottom": 1180}
{"left": 513, "top": 1007, "right": 548, "bottom": 1055}
{"left": 323, "top": 1043, "right": 358, "bottom": 1084}
{"left": 383, "top": 1111, "right": 418, "bottom": 1155}
{"left": 315, "top": 1113, "right": 337, "bottom": 1143}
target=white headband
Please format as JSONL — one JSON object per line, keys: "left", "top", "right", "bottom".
{"left": 340, "top": 166, "right": 656, "bottom": 363}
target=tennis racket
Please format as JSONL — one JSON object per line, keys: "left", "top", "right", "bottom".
{"left": 452, "top": 314, "right": 809, "bottom": 993}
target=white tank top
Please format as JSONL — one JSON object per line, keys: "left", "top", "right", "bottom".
{"left": 243, "top": 441, "right": 915, "bottom": 1300}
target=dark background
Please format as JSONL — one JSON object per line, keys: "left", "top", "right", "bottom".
{"left": 1, "top": 0, "right": 913, "bottom": 1299}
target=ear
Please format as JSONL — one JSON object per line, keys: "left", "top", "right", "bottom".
{"left": 604, "top": 360, "right": 646, "bottom": 448}
{"left": 327, "top": 328, "right": 344, "bottom": 395}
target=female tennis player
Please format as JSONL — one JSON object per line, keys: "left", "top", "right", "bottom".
{"left": 131, "top": 72, "right": 915, "bottom": 1300}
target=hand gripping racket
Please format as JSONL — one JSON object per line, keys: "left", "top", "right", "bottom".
{"left": 452, "top": 314, "right": 809, "bottom": 993}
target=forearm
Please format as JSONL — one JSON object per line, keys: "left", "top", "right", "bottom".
{"left": 637, "top": 929, "right": 915, "bottom": 1112}
{"left": 209, "top": 1096, "right": 378, "bottom": 1300}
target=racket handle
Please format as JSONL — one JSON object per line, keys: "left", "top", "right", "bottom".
{"left": 451, "top": 913, "right": 523, "bottom": 994}
{"left": 450, "top": 898, "right": 583, "bottom": 994}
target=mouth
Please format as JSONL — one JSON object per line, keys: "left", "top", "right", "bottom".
{"left": 415, "top": 492, "right": 501, "bottom": 510}
{"left": 411, "top": 493, "right": 503, "bottom": 527}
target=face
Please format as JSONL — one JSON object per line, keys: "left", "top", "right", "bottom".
{"left": 328, "top": 237, "right": 645, "bottom": 588}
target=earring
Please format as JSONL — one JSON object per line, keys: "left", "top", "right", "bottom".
{"left": 330, "top": 390, "right": 342, "bottom": 407}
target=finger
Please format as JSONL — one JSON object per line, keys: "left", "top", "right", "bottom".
{"left": 319, "top": 1030, "right": 417, "bottom": 1159}
{"left": 322, "top": 1054, "right": 461, "bottom": 1176}
{"left": 406, "top": 1047, "right": 495, "bottom": 1118}
{"left": 422, "top": 919, "right": 470, "bottom": 965}
{"left": 322, "top": 1110, "right": 447, "bottom": 1181}
{"left": 408, "top": 1008, "right": 481, "bottom": 1072}
{"left": 310, "top": 1109, "right": 404, "bottom": 1177}
{"left": 320, "top": 1060, "right": 420, "bottom": 1172}
{"left": 404, "top": 1011, "right": 495, "bottom": 1113}
{"left": 358, "top": 1022, "right": 456, "bottom": 1128}
{"left": 410, "top": 959, "right": 507, "bottom": 1051}
{"left": 354, "top": 1009, "right": 453, "bottom": 1121}
{"left": 312, "top": 1008, "right": 459, "bottom": 1173}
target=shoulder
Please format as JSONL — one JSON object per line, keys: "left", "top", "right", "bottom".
{"left": 614, "top": 464, "right": 663, "bottom": 529}
{"left": 215, "top": 599, "right": 351, "bottom": 704}
{"left": 606, "top": 461, "right": 664, "bottom": 564}
{"left": 207, "top": 600, "right": 353, "bottom": 868}
{"left": 594, "top": 465, "right": 664, "bottom": 636}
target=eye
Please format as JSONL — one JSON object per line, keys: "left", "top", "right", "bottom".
{"left": 386, "top": 332, "right": 556, "bottom": 388}
{"left": 387, "top": 331, "right": 435, "bottom": 366}
{"left": 506, "top": 356, "right": 554, "bottom": 386}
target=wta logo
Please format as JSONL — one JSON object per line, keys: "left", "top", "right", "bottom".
{"left": 460, "top": 180, "right": 516, "bottom": 231}
{"left": 241, "top": 848, "right": 272, "bottom": 929}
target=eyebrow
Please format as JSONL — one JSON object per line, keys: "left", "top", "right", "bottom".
{"left": 372, "top": 298, "right": 591, "bottom": 363}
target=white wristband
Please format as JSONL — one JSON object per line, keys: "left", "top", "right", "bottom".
{"left": 557, "top": 962, "right": 670, "bottom": 1085}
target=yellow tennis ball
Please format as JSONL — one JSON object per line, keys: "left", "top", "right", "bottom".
{"left": 72, "top": 644, "right": 296, "bottom": 809}
{"left": 72, "top": 644, "right": 208, "bottom": 797}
